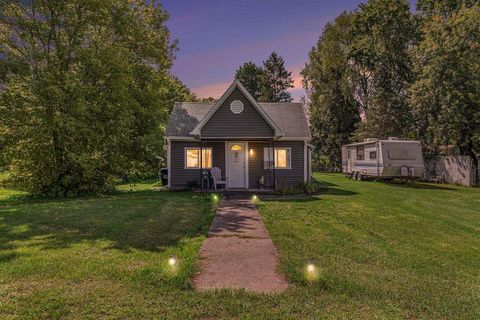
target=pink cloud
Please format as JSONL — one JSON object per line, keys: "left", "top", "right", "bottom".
{"left": 289, "top": 65, "right": 305, "bottom": 90}
{"left": 192, "top": 81, "right": 231, "bottom": 99}
{"left": 191, "top": 65, "right": 306, "bottom": 101}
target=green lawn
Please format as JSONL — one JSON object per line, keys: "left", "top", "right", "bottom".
{"left": 0, "top": 174, "right": 479, "bottom": 319}
{"left": 258, "top": 173, "right": 480, "bottom": 319}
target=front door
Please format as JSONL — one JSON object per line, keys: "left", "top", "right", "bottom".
{"left": 227, "top": 142, "right": 246, "bottom": 189}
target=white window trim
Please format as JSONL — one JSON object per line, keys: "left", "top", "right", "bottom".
{"left": 184, "top": 147, "right": 213, "bottom": 169}
{"left": 263, "top": 147, "right": 292, "bottom": 170}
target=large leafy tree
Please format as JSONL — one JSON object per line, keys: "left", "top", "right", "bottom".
{"left": 416, "top": 0, "right": 479, "bottom": 18}
{"left": 0, "top": 0, "right": 181, "bottom": 195}
{"left": 302, "top": 13, "right": 360, "bottom": 168}
{"left": 348, "top": 0, "right": 418, "bottom": 140}
{"left": 260, "top": 52, "right": 294, "bottom": 102}
{"left": 410, "top": 4, "right": 480, "bottom": 167}
{"left": 234, "top": 62, "right": 264, "bottom": 100}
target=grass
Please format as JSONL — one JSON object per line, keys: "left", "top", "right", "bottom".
{"left": 0, "top": 172, "right": 26, "bottom": 200}
{"left": 0, "top": 173, "right": 479, "bottom": 319}
{"left": 257, "top": 173, "right": 480, "bottom": 319}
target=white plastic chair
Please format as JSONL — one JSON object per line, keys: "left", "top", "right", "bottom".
{"left": 211, "top": 167, "right": 226, "bottom": 191}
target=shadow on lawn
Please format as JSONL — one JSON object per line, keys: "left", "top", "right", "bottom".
{"left": 316, "top": 180, "right": 359, "bottom": 196}
{"left": 0, "top": 189, "right": 213, "bottom": 256}
{"left": 381, "top": 180, "right": 457, "bottom": 191}
{"left": 261, "top": 196, "right": 322, "bottom": 203}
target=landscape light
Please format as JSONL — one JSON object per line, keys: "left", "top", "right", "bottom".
{"left": 168, "top": 256, "right": 177, "bottom": 266}
{"left": 252, "top": 195, "right": 258, "bottom": 201}
{"left": 307, "top": 263, "right": 315, "bottom": 273}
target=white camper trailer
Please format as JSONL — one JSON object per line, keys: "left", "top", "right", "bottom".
{"left": 342, "top": 138, "right": 425, "bottom": 180}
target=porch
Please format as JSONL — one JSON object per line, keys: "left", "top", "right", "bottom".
{"left": 167, "top": 139, "right": 307, "bottom": 191}
{"left": 196, "top": 140, "right": 279, "bottom": 192}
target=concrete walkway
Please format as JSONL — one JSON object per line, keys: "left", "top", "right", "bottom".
{"left": 193, "top": 198, "right": 288, "bottom": 293}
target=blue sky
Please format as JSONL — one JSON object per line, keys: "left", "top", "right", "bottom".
{"left": 162, "top": 0, "right": 416, "bottom": 101}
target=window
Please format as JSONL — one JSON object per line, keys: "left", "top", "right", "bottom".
{"left": 185, "top": 148, "right": 212, "bottom": 169}
{"left": 263, "top": 147, "right": 291, "bottom": 169}
{"left": 347, "top": 150, "right": 351, "bottom": 160}
{"left": 230, "top": 144, "right": 243, "bottom": 151}
{"left": 356, "top": 146, "right": 364, "bottom": 160}
{"left": 370, "top": 151, "right": 377, "bottom": 160}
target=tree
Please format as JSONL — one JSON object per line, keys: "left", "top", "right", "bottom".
{"left": 410, "top": 4, "right": 480, "bottom": 167}
{"left": 416, "top": 0, "right": 479, "bottom": 18}
{"left": 260, "top": 52, "right": 294, "bottom": 102}
{"left": 0, "top": 0, "right": 180, "bottom": 195}
{"left": 234, "top": 62, "right": 264, "bottom": 100}
{"left": 198, "top": 97, "right": 217, "bottom": 103}
{"left": 348, "top": 0, "right": 418, "bottom": 140}
{"left": 302, "top": 13, "right": 360, "bottom": 168}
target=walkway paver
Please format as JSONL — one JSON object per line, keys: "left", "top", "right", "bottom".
{"left": 194, "top": 198, "right": 288, "bottom": 293}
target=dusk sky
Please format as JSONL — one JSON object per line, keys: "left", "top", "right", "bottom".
{"left": 162, "top": 0, "right": 417, "bottom": 101}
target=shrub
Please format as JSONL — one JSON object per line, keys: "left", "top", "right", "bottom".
{"left": 186, "top": 179, "right": 198, "bottom": 190}
{"left": 275, "top": 180, "right": 325, "bottom": 196}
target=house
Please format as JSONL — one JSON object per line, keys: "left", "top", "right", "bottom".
{"left": 164, "top": 80, "right": 312, "bottom": 191}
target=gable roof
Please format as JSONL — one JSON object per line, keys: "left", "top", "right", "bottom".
{"left": 259, "top": 103, "right": 311, "bottom": 139}
{"left": 191, "top": 80, "right": 283, "bottom": 137}
{"left": 165, "top": 80, "right": 311, "bottom": 140}
{"left": 165, "top": 101, "right": 311, "bottom": 139}
{"left": 165, "top": 102, "right": 213, "bottom": 137}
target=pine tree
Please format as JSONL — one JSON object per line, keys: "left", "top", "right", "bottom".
{"left": 260, "top": 52, "right": 294, "bottom": 102}
{"left": 234, "top": 62, "right": 264, "bottom": 100}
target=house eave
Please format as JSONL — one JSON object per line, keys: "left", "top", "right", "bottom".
{"left": 166, "top": 135, "right": 312, "bottom": 141}
{"left": 191, "top": 80, "right": 284, "bottom": 137}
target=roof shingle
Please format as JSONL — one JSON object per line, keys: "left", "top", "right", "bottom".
{"left": 165, "top": 102, "right": 311, "bottom": 139}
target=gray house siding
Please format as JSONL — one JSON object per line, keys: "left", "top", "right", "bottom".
{"left": 248, "top": 141, "right": 305, "bottom": 189}
{"left": 170, "top": 141, "right": 225, "bottom": 188}
{"left": 201, "top": 87, "right": 274, "bottom": 138}
{"left": 169, "top": 140, "right": 306, "bottom": 190}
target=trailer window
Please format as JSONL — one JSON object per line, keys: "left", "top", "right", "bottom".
{"left": 356, "top": 146, "right": 364, "bottom": 160}
{"left": 370, "top": 151, "right": 377, "bottom": 160}
{"left": 347, "top": 150, "right": 351, "bottom": 159}
{"left": 388, "top": 148, "right": 416, "bottom": 160}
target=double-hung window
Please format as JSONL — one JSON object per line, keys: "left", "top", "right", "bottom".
{"left": 185, "top": 148, "right": 212, "bottom": 169}
{"left": 263, "top": 147, "right": 291, "bottom": 169}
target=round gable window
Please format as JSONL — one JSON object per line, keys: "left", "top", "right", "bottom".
{"left": 230, "top": 100, "right": 244, "bottom": 114}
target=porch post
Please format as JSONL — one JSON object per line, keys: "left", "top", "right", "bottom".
{"left": 269, "top": 140, "right": 272, "bottom": 191}
{"left": 200, "top": 140, "right": 203, "bottom": 191}
{"left": 273, "top": 139, "right": 276, "bottom": 191}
